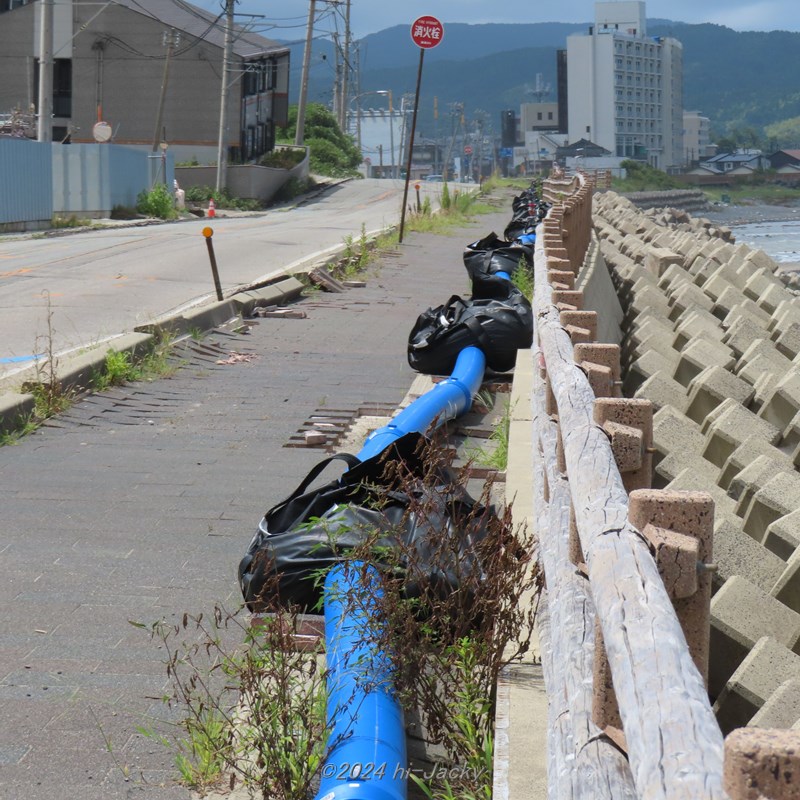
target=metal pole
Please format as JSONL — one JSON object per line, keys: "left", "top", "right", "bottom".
{"left": 294, "top": 0, "right": 316, "bottom": 146}
{"left": 215, "top": 0, "right": 234, "bottom": 192}
{"left": 37, "top": 0, "right": 53, "bottom": 142}
{"left": 340, "top": 0, "right": 351, "bottom": 130}
{"left": 398, "top": 49, "right": 424, "bottom": 244}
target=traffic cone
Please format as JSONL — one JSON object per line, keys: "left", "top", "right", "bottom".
{"left": 207, "top": 198, "right": 216, "bottom": 218}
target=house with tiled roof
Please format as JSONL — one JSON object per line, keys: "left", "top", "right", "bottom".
{"left": 769, "top": 149, "right": 800, "bottom": 173}
{"left": 688, "top": 150, "right": 768, "bottom": 176}
{"left": 0, "top": 0, "right": 289, "bottom": 163}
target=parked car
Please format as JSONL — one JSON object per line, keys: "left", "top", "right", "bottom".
{"left": 424, "top": 174, "right": 444, "bottom": 182}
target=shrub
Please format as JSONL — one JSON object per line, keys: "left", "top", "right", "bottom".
{"left": 258, "top": 148, "right": 305, "bottom": 170}
{"left": 136, "top": 183, "right": 177, "bottom": 219}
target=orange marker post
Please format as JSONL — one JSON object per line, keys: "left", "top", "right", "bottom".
{"left": 202, "top": 227, "right": 224, "bottom": 301}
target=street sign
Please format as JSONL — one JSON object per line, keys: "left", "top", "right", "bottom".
{"left": 410, "top": 16, "right": 444, "bottom": 49}
{"left": 464, "top": 145, "right": 473, "bottom": 155}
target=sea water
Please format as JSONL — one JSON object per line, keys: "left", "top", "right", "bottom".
{"left": 732, "top": 220, "right": 800, "bottom": 267}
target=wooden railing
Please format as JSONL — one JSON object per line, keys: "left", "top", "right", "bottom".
{"left": 532, "top": 173, "right": 728, "bottom": 798}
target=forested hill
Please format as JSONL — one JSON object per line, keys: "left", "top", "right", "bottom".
{"left": 284, "top": 19, "right": 800, "bottom": 142}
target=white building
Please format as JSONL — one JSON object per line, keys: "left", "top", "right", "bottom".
{"left": 566, "top": 1, "right": 683, "bottom": 171}
{"left": 683, "top": 110, "right": 715, "bottom": 166}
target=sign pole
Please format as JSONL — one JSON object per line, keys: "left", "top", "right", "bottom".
{"left": 399, "top": 47, "right": 425, "bottom": 244}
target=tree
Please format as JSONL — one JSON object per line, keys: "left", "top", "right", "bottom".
{"left": 764, "top": 116, "right": 800, "bottom": 150}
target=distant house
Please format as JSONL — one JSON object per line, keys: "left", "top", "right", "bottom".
{"left": 0, "top": 0, "right": 289, "bottom": 164}
{"left": 691, "top": 150, "right": 768, "bottom": 175}
{"left": 769, "top": 150, "right": 800, "bottom": 172}
{"left": 556, "top": 137, "right": 612, "bottom": 162}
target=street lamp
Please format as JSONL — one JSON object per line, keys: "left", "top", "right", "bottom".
{"left": 349, "top": 90, "right": 393, "bottom": 178}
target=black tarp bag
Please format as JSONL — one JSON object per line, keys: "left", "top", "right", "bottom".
{"left": 407, "top": 290, "right": 533, "bottom": 375}
{"left": 238, "top": 433, "right": 490, "bottom": 612}
{"left": 463, "top": 233, "right": 533, "bottom": 299}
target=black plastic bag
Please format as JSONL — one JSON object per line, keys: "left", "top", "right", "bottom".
{"left": 407, "top": 290, "right": 533, "bottom": 375}
{"left": 238, "top": 433, "right": 489, "bottom": 611}
{"left": 463, "top": 233, "right": 532, "bottom": 299}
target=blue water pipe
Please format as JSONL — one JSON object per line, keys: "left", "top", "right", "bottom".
{"left": 315, "top": 266, "right": 519, "bottom": 799}
{"left": 357, "top": 345, "right": 486, "bottom": 461}
{"left": 315, "top": 564, "right": 406, "bottom": 800}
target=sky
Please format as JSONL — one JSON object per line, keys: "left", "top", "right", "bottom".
{"left": 193, "top": 0, "right": 800, "bottom": 41}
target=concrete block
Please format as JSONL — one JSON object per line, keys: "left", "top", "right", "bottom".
{"left": 703, "top": 272, "right": 736, "bottom": 303}
{"left": 779, "top": 411, "right": 800, "bottom": 457}
{"left": 702, "top": 399, "right": 782, "bottom": 469}
{"left": 710, "top": 579, "right": 800, "bottom": 703}
{"left": 743, "top": 268, "right": 784, "bottom": 304}
{"left": 739, "top": 355, "right": 794, "bottom": 396}
{"left": 730, "top": 456, "right": 793, "bottom": 521}
{"left": 774, "top": 322, "right": 800, "bottom": 359}
{"left": 754, "top": 370, "right": 785, "bottom": 415}
{"left": 652, "top": 405, "right": 705, "bottom": 463}
{"left": 644, "top": 246, "right": 684, "bottom": 278}
{"left": 723, "top": 316, "right": 772, "bottom": 359}
{"left": 735, "top": 338, "right": 793, "bottom": 381}
{"left": 674, "top": 338, "right": 736, "bottom": 387}
{"left": 628, "top": 283, "right": 672, "bottom": 320}
{"left": 743, "top": 471, "right": 800, "bottom": 542}
{"left": 673, "top": 308, "right": 727, "bottom": 350}
{"left": 658, "top": 262, "right": 691, "bottom": 291}
{"left": 666, "top": 283, "right": 715, "bottom": 321}
{"left": 773, "top": 547, "right": 800, "bottom": 614}
{"left": 713, "top": 517, "right": 787, "bottom": 596}
{"left": 624, "top": 348, "right": 680, "bottom": 395}
{"left": 717, "top": 294, "right": 773, "bottom": 327}
{"left": 749, "top": 677, "right": 800, "bottom": 729}
{"left": 764, "top": 509, "right": 800, "bottom": 561}
{"left": 756, "top": 282, "right": 791, "bottom": 316}
{"left": 623, "top": 315, "right": 674, "bottom": 354}
{"left": 744, "top": 248, "right": 779, "bottom": 273}
{"left": 655, "top": 452, "right": 718, "bottom": 487}
{"left": 724, "top": 302, "right": 773, "bottom": 334}
{"left": 667, "top": 467, "right": 738, "bottom": 522}
{"left": 718, "top": 435, "right": 794, "bottom": 491}
{"left": 771, "top": 300, "right": 800, "bottom": 333}
{"left": 685, "top": 366, "right": 755, "bottom": 426}
{"left": 713, "top": 636, "right": 800, "bottom": 734}
{"left": 635, "top": 371, "right": 690, "bottom": 414}
{"left": 624, "top": 331, "right": 681, "bottom": 367}
{"left": 759, "top": 369, "right": 800, "bottom": 431}
{"left": 690, "top": 257, "right": 718, "bottom": 286}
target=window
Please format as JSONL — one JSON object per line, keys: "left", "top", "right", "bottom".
{"left": 537, "top": 112, "right": 542, "bottom": 120}
{"left": 547, "top": 112, "right": 553, "bottom": 120}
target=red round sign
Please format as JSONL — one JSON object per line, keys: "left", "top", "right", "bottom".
{"left": 464, "top": 145, "right": 473, "bottom": 155}
{"left": 410, "top": 16, "right": 444, "bottom": 49}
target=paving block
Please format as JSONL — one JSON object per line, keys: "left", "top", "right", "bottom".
{"left": 773, "top": 547, "right": 800, "bottom": 614}
{"left": 759, "top": 369, "right": 800, "bottom": 431}
{"left": 774, "top": 322, "right": 800, "bottom": 359}
{"left": 723, "top": 316, "right": 773, "bottom": 359}
{"left": 635, "top": 371, "right": 690, "bottom": 414}
{"left": 713, "top": 636, "right": 800, "bottom": 734}
{"left": 710, "top": 579, "right": 800, "bottom": 704}
{"left": 713, "top": 517, "right": 787, "bottom": 596}
{"left": 743, "top": 471, "right": 800, "bottom": 542}
{"left": 674, "top": 338, "right": 736, "bottom": 387}
{"left": 718, "top": 435, "right": 794, "bottom": 491}
{"left": 764, "top": 509, "right": 800, "bottom": 561}
{"left": 701, "top": 399, "right": 782, "bottom": 469}
{"left": 652, "top": 404, "right": 705, "bottom": 463}
{"left": 624, "top": 348, "right": 680, "bottom": 395}
{"left": 748, "top": 677, "right": 800, "bottom": 728}
{"left": 685, "top": 366, "right": 755, "bottom": 426}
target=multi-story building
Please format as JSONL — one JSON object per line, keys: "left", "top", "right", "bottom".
{"left": 0, "top": 0, "right": 289, "bottom": 164}
{"left": 683, "top": 110, "right": 715, "bottom": 166}
{"left": 566, "top": 0, "right": 683, "bottom": 171}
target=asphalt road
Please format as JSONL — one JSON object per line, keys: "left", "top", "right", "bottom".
{"left": 0, "top": 178, "right": 461, "bottom": 383}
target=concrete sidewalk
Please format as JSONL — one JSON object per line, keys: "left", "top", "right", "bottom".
{"left": 0, "top": 199, "right": 545, "bottom": 799}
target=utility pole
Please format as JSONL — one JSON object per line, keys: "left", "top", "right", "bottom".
{"left": 331, "top": 31, "right": 341, "bottom": 125}
{"left": 152, "top": 29, "right": 179, "bottom": 152}
{"left": 37, "top": 0, "right": 54, "bottom": 142}
{"left": 294, "top": 0, "right": 316, "bottom": 146}
{"left": 339, "top": 0, "right": 351, "bottom": 130}
{"left": 215, "top": 0, "right": 235, "bottom": 192}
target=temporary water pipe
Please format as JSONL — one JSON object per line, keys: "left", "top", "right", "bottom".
{"left": 315, "top": 563, "right": 406, "bottom": 800}
{"left": 357, "top": 345, "right": 486, "bottom": 461}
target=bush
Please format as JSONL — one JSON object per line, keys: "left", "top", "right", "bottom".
{"left": 614, "top": 160, "right": 682, "bottom": 191}
{"left": 183, "top": 185, "right": 262, "bottom": 211}
{"left": 258, "top": 149, "right": 305, "bottom": 170}
{"left": 136, "top": 184, "right": 177, "bottom": 219}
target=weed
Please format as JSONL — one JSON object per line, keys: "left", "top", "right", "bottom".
{"left": 511, "top": 258, "right": 534, "bottom": 300}
{"left": 27, "top": 291, "right": 71, "bottom": 419}
{"left": 52, "top": 214, "right": 91, "bottom": 229}
{"left": 93, "top": 349, "right": 142, "bottom": 391}
{"left": 137, "top": 184, "right": 178, "bottom": 220}
{"left": 466, "top": 398, "right": 511, "bottom": 471}
{"left": 189, "top": 327, "right": 204, "bottom": 341}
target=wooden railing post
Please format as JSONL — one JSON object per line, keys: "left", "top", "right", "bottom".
{"left": 724, "top": 728, "right": 800, "bottom": 799}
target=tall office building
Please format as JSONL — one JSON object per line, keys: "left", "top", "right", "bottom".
{"left": 566, "top": 1, "right": 683, "bottom": 170}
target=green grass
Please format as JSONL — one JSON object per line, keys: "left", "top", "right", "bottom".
{"left": 702, "top": 183, "right": 800, "bottom": 205}
{"left": 466, "top": 398, "right": 511, "bottom": 471}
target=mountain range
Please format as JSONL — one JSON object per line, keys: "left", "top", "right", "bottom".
{"left": 283, "top": 20, "right": 800, "bottom": 144}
